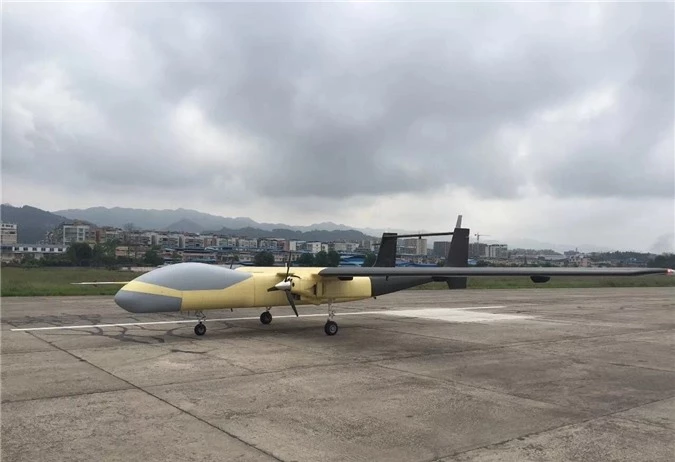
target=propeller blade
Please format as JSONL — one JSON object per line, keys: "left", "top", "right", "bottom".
{"left": 285, "top": 290, "right": 299, "bottom": 317}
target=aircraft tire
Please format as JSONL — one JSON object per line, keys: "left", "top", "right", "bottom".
{"left": 260, "top": 311, "right": 272, "bottom": 325}
{"left": 324, "top": 320, "right": 338, "bottom": 336}
{"left": 194, "top": 323, "right": 206, "bottom": 336}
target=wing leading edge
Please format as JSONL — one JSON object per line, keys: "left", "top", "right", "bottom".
{"left": 318, "top": 266, "right": 674, "bottom": 278}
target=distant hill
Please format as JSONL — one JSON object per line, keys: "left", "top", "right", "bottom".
{"left": 0, "top": 204, "right": 71, "bottom": 244}
{"left": 3, "top": 204, "right": 376, "bottom": 243}
{"left": 53, "top": 206, "right": 375, "bottom": 236}
{"left": 210, "top": 226, "right": 372, "bottom": 242}
{"left": 165, "top": 219, "right": 205, "bottom": 233}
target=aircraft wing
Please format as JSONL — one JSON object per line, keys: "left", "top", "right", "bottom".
{"left": 318, "top": 266, "right": 674, "bottom": 278}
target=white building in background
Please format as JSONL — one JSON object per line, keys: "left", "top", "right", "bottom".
{"left": 488, "top": 244, "right": 509, "bottom": 259}
{"left": 398, "top": 238, "right": 428, "bottom": 256}
{"left": 1, "top": 223, "right": 18, "bottom": 245}
{"left": 0, "top": 244, "right": 68, "bottom": 262}
{"left": 55, "top": 223, "right": 94, "bottom": 245}
{"left": 305, "top": 242, "right": 323, "bottom": 254}
{"left": 333, "top": 242, "right": 361, "bottom": 253}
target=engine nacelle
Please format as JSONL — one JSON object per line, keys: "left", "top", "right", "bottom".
{"left": 530, "top": 275, "right": 551, "bottom": 283}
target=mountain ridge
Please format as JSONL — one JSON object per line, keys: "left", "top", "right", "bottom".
{"left": 54, "top": 206, "right": 360, "bottom": 234}
{"left": 1, "top": 204, "right": 71, "bottom": 243}
{"left": 5, "top": 204, "right": 657, "bottom": 253}
{"left": 53, "top": 206, "right": 614, "bottom": 251}
{"left": 4, "top": 204, "right": 378, "bottom": 243}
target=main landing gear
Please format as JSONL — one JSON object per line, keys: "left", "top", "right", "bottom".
{"left": 324, "top": 301, "right": 338, "bottom": 336}
{"left": 260, "top": 308, "right": 272, "bottom": 325}
{"left": 194, "top": 311, "right": 207, "bottom": 336}
{"left": 258, "top": 303, "right": 339, "bottom": 336}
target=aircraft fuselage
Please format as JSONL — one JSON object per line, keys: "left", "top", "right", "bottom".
{"left": 113, "top": 263, "right": 433, "bottom": 314}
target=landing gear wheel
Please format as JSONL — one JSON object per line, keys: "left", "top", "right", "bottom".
{"left": 260, "top": 311, "right": 272, "bottom": 325}
{"left": 194, "top": 322, "right": 206, "bottom": 336}
{"left": 324, "top": 320, "right": 338, "bottom": 336}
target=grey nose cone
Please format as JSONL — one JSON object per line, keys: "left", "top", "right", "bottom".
{"left": 114, "top": 290, "right": 182, "bottom": 313}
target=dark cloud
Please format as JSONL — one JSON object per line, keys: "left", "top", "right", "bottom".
{"left": 3, "top": 1, "right": 673, "bottom": 207}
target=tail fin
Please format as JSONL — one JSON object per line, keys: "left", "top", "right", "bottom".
{"left": 374, "top": 232, "right": 398, "bottom": 267}
{"left": 445, "top": 215, "right": 469, "bottom": 289}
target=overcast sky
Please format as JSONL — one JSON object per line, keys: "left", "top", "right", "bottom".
{"left": 3, "top": 2, "right": 674, "bottom": 252}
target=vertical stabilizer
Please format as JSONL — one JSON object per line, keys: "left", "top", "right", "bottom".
{"left": 374, "top": 232, "right": 398, "bottom": 267}
{"left": 445, "top": 217, "right": 469, "bottom": 289}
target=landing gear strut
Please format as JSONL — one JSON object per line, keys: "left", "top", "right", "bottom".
{"left": 260, "top": 308, "right": 272, "bottom": 325}
{"left": 194, "top": 311, "right": 207, "bottom": 336}
{"left": 324, "top": 300, "right": 338, "bottom": 336}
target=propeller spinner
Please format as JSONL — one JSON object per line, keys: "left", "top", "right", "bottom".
{"left": 266, "top": 252, "right": 300, "bottom": 317}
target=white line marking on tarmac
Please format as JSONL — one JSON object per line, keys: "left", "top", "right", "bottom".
{"left": 383, "top": 308, "right": 533, "bottom": 322}
{"left": 9, "top": 306, "right": 512, "bottom": 332}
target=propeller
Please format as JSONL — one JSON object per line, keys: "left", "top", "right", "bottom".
{"left": 266, "top": 250, "right": 299, "bottom": 317}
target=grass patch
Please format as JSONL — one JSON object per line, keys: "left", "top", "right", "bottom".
{"left": 1, "top": 267, "right": 145, "bottom": 297}
{"left": 411, "top": 275, "right": 675, "bottom": 290}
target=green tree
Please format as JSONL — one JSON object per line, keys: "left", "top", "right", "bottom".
{"left": 650, "top": 253, "right": 675, "bottom": 268}
{"left": 98, "top": 238, "right": 121, "bottom": 268}
{"left": 144, "top": 249, "right": 164, "bottom": 266}
{"left": 67, "top": 242, "right": 94, "bottom": 266}
{"left": 361, "top": 251, "right": 377, "bottom": 267}
{"left": 253, "top": 251, "right": 275, "bottom": 266}
{"left": 92, "top": 243, "right": 118, "bottom": 267}
{"left": 295, "top": 253, "right": 315, "bottom": 266}
{"left": 314, "top": 250, "right": 329, "bottom": 266}
{"left": 327, "top": 250, "right": 341, "bottom": 267}
{"left": 21, "top": 254, "right": 39, "bottom": 267}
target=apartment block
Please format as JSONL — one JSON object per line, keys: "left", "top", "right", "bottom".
{"left": 398, "top": 238, "right": 427, "bottom": 256}
{"left": 433, "top": 241, "right": 451, "bottom": 258}
{"left": 488, "top": 244, "right": 508, "bottom": 259}
{"left": 1, "top": 223, "right": 18, "bottom": 245}
{"left": 53, "top": 222, "right": 96, "bottom": 245}
{"left": 305, "top": 242, "right": 322, "bottom": 254}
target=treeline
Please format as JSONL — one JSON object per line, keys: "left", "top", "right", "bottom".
{"left": 649, "top": 253, "right": 675, "bottom": 268}
{"left": 10, "top": 242, "right": 164, "bottom": 268}
{"left": 589, "top": 251, "right": 655, "bottom": 263}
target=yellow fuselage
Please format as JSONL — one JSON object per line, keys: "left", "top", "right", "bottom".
{"left": 115, "top": 265, "right": 375, "bottom": 313}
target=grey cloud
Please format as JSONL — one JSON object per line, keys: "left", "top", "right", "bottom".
{"left": 3, "top": 2, "right": 673, "bottom": 206}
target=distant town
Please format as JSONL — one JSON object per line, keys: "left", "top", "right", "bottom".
{"left": 1, "top": 219, "right": 671, "bottom": 269}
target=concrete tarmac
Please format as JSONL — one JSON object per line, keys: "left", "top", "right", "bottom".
{"left": 2, "top": 288, "right": 674, "bottom": 461}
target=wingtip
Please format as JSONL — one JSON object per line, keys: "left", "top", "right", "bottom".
{"left": 666, "top": 268, "right": 674, "bottom": 276}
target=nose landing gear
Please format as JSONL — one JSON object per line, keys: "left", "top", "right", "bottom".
{"left": 194, "top": 311, "right": 207, "bottom": 336}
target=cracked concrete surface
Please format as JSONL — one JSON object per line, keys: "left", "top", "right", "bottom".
{"left": 2, "top": 288, "right": 674, "bottom": 461}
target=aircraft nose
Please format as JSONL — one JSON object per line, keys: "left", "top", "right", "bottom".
{"left": 114, "top": 288, "right": 182, "bottom": 313}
